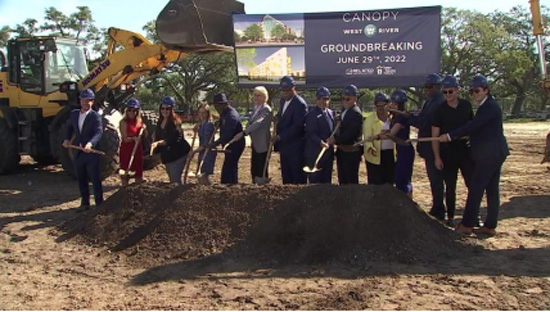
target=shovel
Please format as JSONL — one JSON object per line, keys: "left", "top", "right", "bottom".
{"left": 406, "top": 137, "right": 440, "bottom": 143}
{"left": 254, "top": 119, "right": 277, "bottom": 185}
{"left": 119, "top": 127, "right": 145, "bottom": 177}
{"left": 182, "top": 129, "right": 197, "bottom": 184}
{"left": 66, "top": 144, "right": 105, "bottom": 155}
{"left": 303, "top": 122, "right": 340, "bottom": 173}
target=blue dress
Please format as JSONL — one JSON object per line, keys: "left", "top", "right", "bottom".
{"left": 394, "top": 114, "right": 415, "bottom": 193}
{"left": 198, "top": 121, "right": 217, "bottom": 174}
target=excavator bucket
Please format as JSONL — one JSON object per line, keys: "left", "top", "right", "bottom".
{"left": 156, "top": 0, "right": 245, "bottom": 52}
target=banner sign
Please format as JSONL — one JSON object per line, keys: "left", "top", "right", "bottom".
{"left": 233, "top": 6, "right": 441, "bottom": 88}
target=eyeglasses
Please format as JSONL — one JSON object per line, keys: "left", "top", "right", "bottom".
{"left": 375, "top": 102, "right": 387, "bottom": 107}
{"left": 343, "top": 97, "right": 353, "bottom": 101}
{"left": 161, "top": 107, "right": 172, "bottom": 111}
{"left": 469, "top": 88, "right": 483, "bottom": 94}
{"left": 442, "top": 90, "right": 455, "bottom": 95}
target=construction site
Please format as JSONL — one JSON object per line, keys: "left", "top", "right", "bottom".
{"left": 0, "top": 122, "right": 549, "bottom": 310}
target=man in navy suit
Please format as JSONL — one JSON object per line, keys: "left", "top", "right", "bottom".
{"left": 327, "top": 84, "right": 363, "bottom": 184}
{"left": 304, "top": 87, "right": 336, "bottom": 184}
{"left": 272, "top": 76, "right": 308, "bottom": 184}
{"left": 62, "top": 88, "right": 103, "bottom": 210}
{"left": 439, "top": 75, "right": 509, "bottom": 235}
{"left": 209, "top": 93, "right": 245, "bottom": 184}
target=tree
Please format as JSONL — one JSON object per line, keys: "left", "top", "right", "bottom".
{"left": 13, "top": 18, "right": 39, "bottom": 37}
{"left": 270, "top": 24, "right": 286, "bottom": 40}
{"left": 0, "top": 26, "right": 11, "bottom": 48}
{"left": 244, "top": 24, "right": 263, "bottom": 42}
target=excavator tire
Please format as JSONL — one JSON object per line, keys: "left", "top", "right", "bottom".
{"left": 141, "top": 110, "right": 161, "bottom": 170}
{"left": 52, "top": 117, "right": 120, "bottom": 180}
{"left": 0, "top": 118, "right": 20, "bottom": 174}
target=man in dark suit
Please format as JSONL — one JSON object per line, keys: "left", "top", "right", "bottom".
{"left": 439, "top": 75, "right": 509, "bottom": 236}
{"left": 62, "top": 88, "right": 103, "bottom": 210}
{"left": 408, "top": 73, "right": 446, "bottom": 220}
{"left": 209, "top": 93, "right": 245, "bottom": 184}
{"left": 328, "top": 84, "right": 363, "bottom": 184}
{"left": 304, "top": 87, "right": 335, "bottom": 184}
{"left": 272, "top": 76, "right": 308, "bottom": 184}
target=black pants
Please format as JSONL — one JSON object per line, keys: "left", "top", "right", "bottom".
{"left": 221, "top": 141, "right": 245, "bottom": 184}
{"left": 251, "top": 149, "right": 268, "bottom": 183}
{"left": 366, "top": 149, "right": 395, "bottom": 185}
{"left": 280, "top": 152, "right": 306, "bottom": 184}
{"left": 74, "top": 152, "right": 103, "bottom": 206}
{"left": 440, "top": 144, "right": 473, "bottom": 219}
{"left": 461, "top": 155, "right": 506, "bottom": 229}
{"left": 336, "top": 149, "right": 361, "bottom": 184}
{"left": 423, "top": 150, "right": 445, "bottom": 220}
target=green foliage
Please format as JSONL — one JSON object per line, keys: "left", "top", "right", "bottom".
{"left": 270, "top": 24, "right": 286, "bottom": 39}
{"left": 244, "top": 24, "right": 263, "bottom": 42}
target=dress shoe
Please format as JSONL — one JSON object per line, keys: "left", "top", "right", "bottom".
{"left": 454, "top": 223, "right": 473, "bottom": 235}
{"left": 446, "top": 218, "right": 455, "bottom": 227}
{"left": 76, "top": 205, "right": 90, "bottom": 213}
{"left": 473, "top": 226, "right": 496, "bottom": 236}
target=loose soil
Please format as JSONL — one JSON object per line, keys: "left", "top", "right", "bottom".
{"left": 1, "top": 122, "right": 549, "bottom": 310}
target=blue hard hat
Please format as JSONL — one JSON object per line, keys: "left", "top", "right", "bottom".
{"left": 342, "top": 84, "right": 359, "bottom": 97}
{"left": 125, "top": 98, "right": 140, "bottom": 109}
{"left": 213, "top": 93, "right": 228, "bottom": 104}
{"left": 315, "top": 86, "right": 331, "bottom": 99}
{"left": 374, "top": 92, "right": 389, "bottom": 103}
{"left": 161, "top": 96, "right": 176, "bottom": 107}
{"left": 79, "top": 88, "right": 95, "bottom": 99}
{"left": 425, "top": 73, "right": 442, "bottom": 85}
{"left": 390, "top": 89, "right": 408, "bottom": 103}
{"left": 441, "top": 75, "right": 459, "bottom": 88}
{"left": 279, "top": 76, "right": 296, "bottom": 89}
{"left": 470, "top": 75, "right": 489, "bottom": 89}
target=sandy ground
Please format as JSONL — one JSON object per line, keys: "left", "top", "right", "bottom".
{"left": 0, "top": 122, "right": 549, "bottom": 310}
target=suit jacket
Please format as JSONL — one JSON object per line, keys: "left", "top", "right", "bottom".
{"left": 304, "top": 106, "right": 335, "bottom": 165}
{"left": 214, "top": 105, "right": 245, "bottom": 150}
{"left": 449, "top": 95, "right": 509, "bottom": 162}
{"left": 334, "top": 105, "right": 363, "bottom": 148}
{"left": 275, "top": 94, "right": 308, "bottom": 155}
{"left": 409, "top": 92, "right": 445, "bottom": 158}
{"left": 65, "top": 109, "right": 103, "bottom": 151}
{"left": 245, "top": 103, "right": 273, "bottom": 153}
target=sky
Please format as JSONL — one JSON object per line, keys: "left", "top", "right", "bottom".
{"left": 0, "top": 0, "right": 531, "bottom": 36}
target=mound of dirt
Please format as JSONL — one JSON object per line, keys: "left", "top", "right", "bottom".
{"left": 61, "top": 183, "right": 471, "bottom": 267}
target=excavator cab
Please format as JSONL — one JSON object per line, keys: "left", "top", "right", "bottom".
{"left": 7, "top": 37, "right": 87, "bottom": 97}
{"left": 156, "top": 0, "right": 245, "bottom": 52}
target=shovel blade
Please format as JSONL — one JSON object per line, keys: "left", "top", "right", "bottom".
{"left": 254, "top": 176, "right": 271, "bottom": 185}
{"left": 303, "top": 166, "right": 321, "bottom": 173}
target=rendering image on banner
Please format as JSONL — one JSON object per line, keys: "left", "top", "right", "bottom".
{"left": 235, "top": 46, "right": 305, "bottom": 86}
{"left": 233, "top": 14, "right": 305, "bottom": 47}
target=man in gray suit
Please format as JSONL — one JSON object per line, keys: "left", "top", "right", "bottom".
{"left": 231, "top": 86, "right": 273, "bottom": 183}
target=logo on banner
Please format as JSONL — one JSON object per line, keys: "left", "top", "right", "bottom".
{"left": 364, "top": 24, "right": 377, "bottom": 37}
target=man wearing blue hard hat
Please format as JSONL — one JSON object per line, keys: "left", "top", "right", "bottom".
{"left": 327, "top": 84, "right": 363, "bottom": 184}
{"left": 304, "top": 86, "right": 336, "bottom": 183}
{"left": 272, "top": 75, "right": 308, "bottom": 184}
{"left": 439, "top": 74, "right": 509, "bottom": 236}
{"left": 431, "top": 75, "right": 474, "bottom": 227}
{"left": 208, "top": 92, "right": 245, "bottom": 184}
{"left": 62, "top": 88, "right": 104, "bottom": 210}
{"left": 396, "top": 73, "right": 446, "bottom": 220}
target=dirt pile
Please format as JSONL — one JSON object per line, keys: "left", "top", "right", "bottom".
{"left": 62, "top": 183, "right": 470, "bottom": 267}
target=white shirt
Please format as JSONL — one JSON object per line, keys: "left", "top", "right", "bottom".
{"left": 381, "top": 119, "right": 394, "bottom": 150}
{"left": 281, "top": 99, "right": 292, "bottom": 116}
{"left": 478, "top": 96, "right": 488, "bottom": 106}
{"left": 78, "top": 109, "right": 91, "bottom": 133}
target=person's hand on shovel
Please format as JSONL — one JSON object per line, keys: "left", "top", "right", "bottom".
{"left": 319, "top": 141, "right": 329, "bottom": 149}
{"left": 62, "top": 139, "right": 70, "bottom": 149}
{"left": 83, "top": 142, "right": 93, "bottom": 153}
{"left": 326, "top": 136, "right": 336, "bottom": 146}
{"left": 270, "top": 135, "right": 280, "bottom": 145}
{"left": 438, "top": 134, "right": 450, "bottom": 143}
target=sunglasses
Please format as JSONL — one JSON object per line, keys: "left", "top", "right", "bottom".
{"left": 469, "top": 88, "right": 483, "bottom": 94}
{"left": 343, "top": 97, "right": 353, "bottom": 101}
{"left": 424, "top": 85, "right": 435, "bottom": 89}
{"left": 442, "top": 90, "right": 455, "bottom": 95}
{"left": 375, "top": 102, "right": 387, "bottom": 107}
{"left": 161, "top": 107, "right": 172, "bottom": 111}
{"left": 127, "top": 108, "right": 139, "bottom": 112}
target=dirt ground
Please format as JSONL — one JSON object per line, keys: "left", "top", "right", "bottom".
{"left": 1, "top": 122, "right": 549, "bottom": 310}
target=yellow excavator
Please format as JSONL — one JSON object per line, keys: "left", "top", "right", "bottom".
{"left": 0, "top": 0, "right": 245, "bottom": 177}
{"left": 530, "top": 0, "right": 550, "bottom": 164}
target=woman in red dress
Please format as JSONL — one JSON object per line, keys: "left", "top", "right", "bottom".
{"left": 119, "top": 98, "right": 146, "bottom": 186}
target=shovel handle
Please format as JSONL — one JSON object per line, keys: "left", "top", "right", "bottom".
{"left": 195, "top": 122, "right": 219, "bottom": 176}
{"left": 407, "top": 137, "right": 440, "bottom": 143}
{"left": 66, "top": 144, "right": 105, "bottom": 155}
{"left": 124, "top": 127, "right": 145, "bottom": 177}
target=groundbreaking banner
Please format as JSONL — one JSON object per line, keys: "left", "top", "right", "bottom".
{"left": 233, "top": 6, "right": 441, "bottom": 88}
